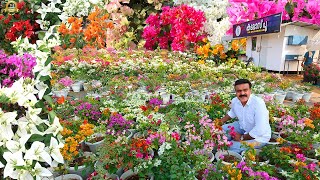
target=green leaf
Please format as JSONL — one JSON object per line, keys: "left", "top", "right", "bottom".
{"left": 285, "top": 2, "right": 294, "bottom": 15}
{"left": 29, "top": 134, "right": 45, "bottom": 142}
{"left": 35, "top": 100, "right": 45, "bottom": 109}
{"left": 38, "top": 31, "right": 45, "bottom": 40}
{"left": 0, "top": 94, "right": 10, "bottom": 103}
{"left": 44, "top": 134, "right": 53, "bottom": 145}
{"left": 43, "top": 95, "right": 54, "bottom": 106}
{"left": 48, "top": 111, "right": 57, "bottom": 123}
{"left": 39, "top": 75, "right": 51, "bottom": 81}
{"left": 45, "top": 56, "right": 52, "bottom": 66}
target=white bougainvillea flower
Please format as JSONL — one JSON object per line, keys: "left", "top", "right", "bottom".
{"left": 35, "top": 19, "right": 50, "bottom": 30}
{"left": 3, "top": 151, "right": 26, "bottom": 179}
{"left": 44, "top": 116, "right": 63, "bottom": 136}
{"left": 24, "top": 141, "right": 52, "bottom": 166}
{"left": 33, "top": 162, "right": 53, "bottom": 180}
{"left": 11, "top": 169, "right": 33, "bottom": 180}
{"left": 47, "top": 2, "right": 62, "bottom": 13}
{"left": 0, "top": 124, "right": 14, "bottom": 142}
{"left": 0, "top": 109, "right": 17, "bottom": 125}
{"left": 25, "top": 107, "right": 43, "bottom": 125}
{"left": 35, "top": 81, "right": 48, "bottom": 100}
{"left": 49, "top": 0, "right": 62, "bottom": 4}
{"left": 45, "top": 137, "right": 64, "bottom": 164}
{"left": 36, "top": 3, "right": 48, "bottom": 20}
{"left": 6, "top": 133, "right": 31, "bottom": 153}
{"left": 17, "top": 117, "right": 44, "bottom": 135}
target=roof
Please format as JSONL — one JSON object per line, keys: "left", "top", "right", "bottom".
{"left": 281, "top": 21, "right": 320, "bottom": 30}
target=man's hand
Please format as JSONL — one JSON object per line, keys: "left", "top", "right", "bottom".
{"left": 214, "top": 119, "right": 223, "bottom": 126}
{"left": 233, "top": 132, "right": 242, "bottom": 141}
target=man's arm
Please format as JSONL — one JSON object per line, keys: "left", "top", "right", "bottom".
{"left": 220, "top": 114, "right": 231, "bottom": 124}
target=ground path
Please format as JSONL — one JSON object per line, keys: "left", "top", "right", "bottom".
{"left": 281, "top": 74, "right": 320, "bottom": 106}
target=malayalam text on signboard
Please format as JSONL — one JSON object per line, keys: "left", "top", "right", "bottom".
{"left": 233, "top": 13, "right": 282, "bottom": 38}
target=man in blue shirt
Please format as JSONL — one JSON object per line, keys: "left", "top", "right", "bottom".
{"left": 303, "top": 51, "right": 315, "bottom": 66}
{"left": 302, "top": 50, "right": 316, "bottom": 83}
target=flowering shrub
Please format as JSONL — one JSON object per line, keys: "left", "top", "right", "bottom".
{"left": 0, "top": 1, "right": 40, "bottom": 54}
{"left": 104, "top": 112, "right": 134, "bottom": 135}
{"left": 304, "top": 63, "right": 320, "bottom": 83}
{"left": 94, "top": 135, "right": 152, "bottom": 177}
{"left": 60, "top": 119, "right": 95, "bottom": 162}
{"left": 142, "top": 5, "right": 206, "bottom": 51}
{"left": 0, "top": 50, "right": 36, "bottom": 87}
{"left": 57, "top": 76, "right": 73, "bottom": 88}
{"left": 174, "top": 0, "right": 230, "bottom": 46}
{"left": 196, "top": 39, "right": 246, "bottom": 63}
{"left": 227, "top": 0, "right": 320, "bottom": 34}
{"left": 58, "top": 7, "right": 114, "bottom": 49}
{"left": 74, "top": 101, "right": 102, "bottom": 124}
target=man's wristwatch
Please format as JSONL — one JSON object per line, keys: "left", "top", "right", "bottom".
{"left": 240, "top": 135, "right": 244, "bottom": 141}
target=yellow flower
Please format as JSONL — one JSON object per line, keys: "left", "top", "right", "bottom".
{"left": 276, "top": 137, "right": 285, "bottom": 144}
{"left": 198, "top": 60, "right": 205, "bottom": 64}
{"left": 248, "top": 152, "right": 255, "bottom": 161}
{"left": 304, "top": 118, "right": 315, "bottom": 129}
{"left": 154, "top": 106, "right": 159, "bottom": 112}
{"left": 204, "top": 105, "right": 211, "bottom": 111}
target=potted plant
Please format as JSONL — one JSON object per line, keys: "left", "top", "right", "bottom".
{"left": 60, "top": 120, "right": 96, "bottom": 178}
{"left": 55, "top": 174, "right": 83, "bottom": 180}
{"left": 215, "top": 150, "right": 243, "bottom": 165}
{"left": 241, "top": 143, "right": 269, "bottom": 166}
{"left": 85, "top": 133, "right": 105, "bottom": 154}
{"left": 303, "top": 63, "right": 320, "bottom": 84}
{"left": 94, "top": 135, "right": 153, "bottom": 179}
{"left": 52, "top": 76, "right": 74, "bottom": 97}
{"left": 302, "top": 82, "right": 313, "bottom": 102}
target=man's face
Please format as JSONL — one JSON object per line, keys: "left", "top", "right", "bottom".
{"left": 235, "top": 83, "right": 251, "bottom": 104}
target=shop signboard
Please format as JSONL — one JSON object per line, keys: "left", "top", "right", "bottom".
{"left": 233, "top": 13, "right": 282, "bottom": 38}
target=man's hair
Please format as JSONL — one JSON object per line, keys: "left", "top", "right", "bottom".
{"left": 234, "top": 79, "right": 252, "bottom": 88}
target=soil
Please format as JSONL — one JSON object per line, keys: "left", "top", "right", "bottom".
{"left": 125, "top": 174, "right": 150, "bottom": 180}
{"left": 223, "top": 155, "right": 240, "bottom": 163}
{"left": 69, "top": 156, "right": 85, "bottom": 167}
{"left": 88, "top": 136, "right": 104, "bottom": 143}
{"left": 269, "top": 137, "right": 277, "bottom": 142}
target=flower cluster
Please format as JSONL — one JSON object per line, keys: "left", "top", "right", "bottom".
{"left": 105, "top": 112, "right": 133, "bottom": 135}
{"left": 237, "top": 161, "right": 279, "bottom": 180}
{"left": 75, "top": 102, "right": 102, "bottom": 123}
{"left": 58, "top": 76, "right": 73, "bottom": 87}
{"left": 60, "top": 120, "right": 94, "bottom": 162}
{"left": 58, "top": 7, "right": 113, "bottom": 49}
{"left": 0, "top": 1, "right": 40, "bottom": 54}
{"left": 227, "top": 0, "right": 320, "bottom": 33}
{"left": 142, "top": 5, "right": 206, "bottom": 51}
{"left": 304, "top": 63, "right": 320, "bottom": 82}
{"left": 0, "top": 50, "right": 36, "bottom": 87}
{"left": 174, "top": 0, "right": 230, "bottom": 45}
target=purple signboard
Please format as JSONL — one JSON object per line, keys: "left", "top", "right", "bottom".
{"left": 233, "top": 13, "right": 282, "bottom": 38}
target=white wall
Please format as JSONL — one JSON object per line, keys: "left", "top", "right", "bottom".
{"left": 246, "top": 36, "right": 263, "bottom": 67}
{"left": 264, "top": 32, "right": 285, "bottom": 71}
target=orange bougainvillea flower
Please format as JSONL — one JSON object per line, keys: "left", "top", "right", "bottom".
{"left": 83, "top": 7, "right": 114, "bottom": 48}
{"left": 57, "top": 96, "right": 65, "bottom": 104}
{"left": 69, "top": 37, "right": 76, "bottom": 44}
{"left": 58, "top": 23, "right": 68, "bottom": 35}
